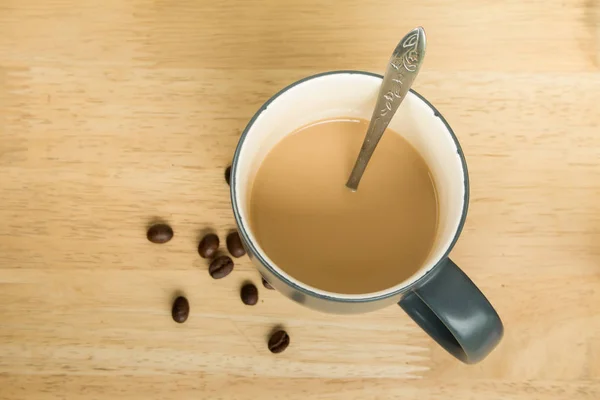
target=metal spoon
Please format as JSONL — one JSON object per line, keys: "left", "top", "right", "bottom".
{"left": 346, "top": 27, "right": 427, "bottom": 191}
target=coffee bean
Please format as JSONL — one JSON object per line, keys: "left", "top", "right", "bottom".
{"left": 172, "top": 296, "right": 189, "bottom": 323}
{"left": 262, "top": 277, "right": 274, "bottom": 290}
{"left": 240, "top": 283, "right": 258, "bottom": 305}
{"left": 226, "top": 231, "right": 246, "bottom": 258}
{"left": 147, "top": 223, "right": 173, "bottom": 244}
{"left": 225, "top": 166, "right": 231, "bottom": 186}
{"left": 209, "top": 255, "right": 234, "bottom": 279}
{"left": 268, "top": 330, "right": 290, "bottom": 354}
{"left": 198, "top": 233, "right": 219, "bottom": 259}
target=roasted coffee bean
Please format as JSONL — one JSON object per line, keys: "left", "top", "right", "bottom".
{"left": 172, "top": 296, "right": 189, "bottom": 323}
{"left": 198, "top": 233, "right": 219, "bottom": 259}
{"left": 209, "top": 255, "right": 234, "bottom": 279}
{"left": 268, "top": 330, "right": 290, "bottom": 354}
{"left": 147, "top": 223, "right": 173, "bottom": 244}
{"left": 226, "top": 231, "right": 246, "bottom": 258}
{"left": 262, "top": 277, "right": 274, "bottom": 290}
{"left": 225, "top": 166, "right": 231, "bottom": 186}
{"left": 240, "top": 283, "right": 258, "bottom": 305}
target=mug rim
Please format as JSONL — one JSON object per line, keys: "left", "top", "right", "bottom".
{"left": 231, "top": 70, "right": 470, "bottom": 303}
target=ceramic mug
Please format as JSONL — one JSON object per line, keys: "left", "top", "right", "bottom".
{"left": 230, "top": 71, "right": 503, "bottom": 364}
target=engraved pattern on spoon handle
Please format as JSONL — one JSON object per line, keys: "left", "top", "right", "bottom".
{"left": 346, "top": 27, "right": 426, "bottom": 190}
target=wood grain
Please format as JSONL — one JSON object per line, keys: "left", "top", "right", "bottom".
{"left": 1, "top": 0, "right": 600, "bottom": 398}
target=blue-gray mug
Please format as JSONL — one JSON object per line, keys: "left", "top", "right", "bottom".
{"left": 231, "top": 71, "right": 503, "bottom": 364}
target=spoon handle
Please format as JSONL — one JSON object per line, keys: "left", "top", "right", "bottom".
{"left": 346, "top": 27, "right": 427, "bottom": 191}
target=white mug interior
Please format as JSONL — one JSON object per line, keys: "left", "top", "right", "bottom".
{"left": 232, "top": 71, "right": 467, "bottom": 300}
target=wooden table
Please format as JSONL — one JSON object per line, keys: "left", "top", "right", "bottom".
{"left": 1, "top": 0, "right": 599, "bottom": 398}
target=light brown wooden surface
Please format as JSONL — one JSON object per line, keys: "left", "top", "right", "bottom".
{"left": 1, "top": 0, "right": 600, "bottom": 398}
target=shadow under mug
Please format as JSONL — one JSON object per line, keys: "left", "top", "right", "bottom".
{"left": 230, "top": 71, "right": 503, "bottom": 364}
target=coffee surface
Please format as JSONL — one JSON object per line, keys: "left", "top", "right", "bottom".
{"left": 249, "top": 118, "right": 438, "bottom": 294}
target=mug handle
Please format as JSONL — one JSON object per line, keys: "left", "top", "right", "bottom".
{"left": 399, "top": 258, "right": 503, "bottom": 364}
